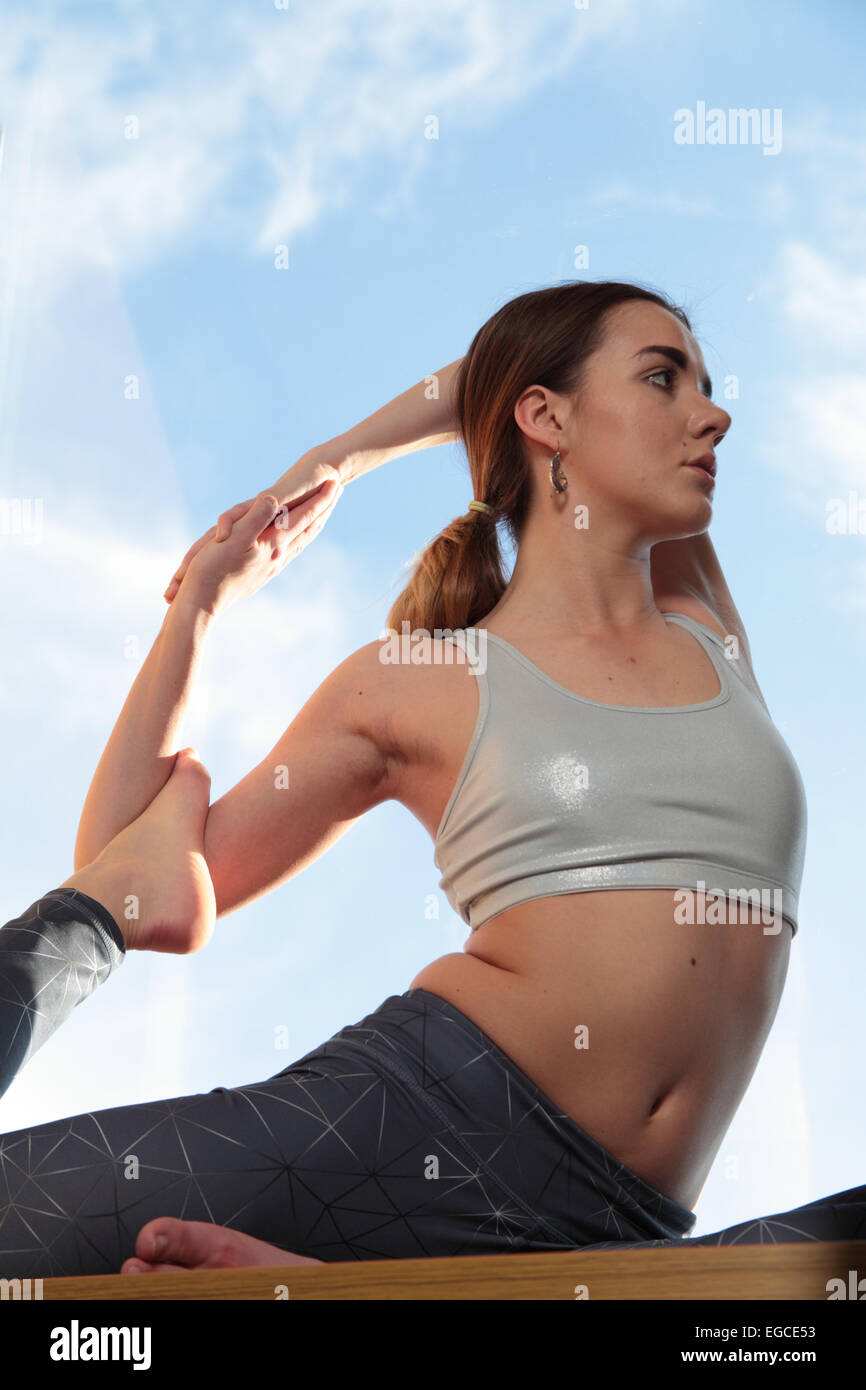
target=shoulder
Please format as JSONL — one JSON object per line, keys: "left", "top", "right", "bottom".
{"left": 314, "top": 638, "right": 400, "bottom": 747}
{"left": 656, "top": 593, "right": 730, "bottom": 642}
{"left": 655, "top": 592, "right": 767, "bottom": 706}
{"left": 332, "top": 632, "right": 475, "bottom": 697}
{"left": 321, "top": 632, "right": 475, "bottom": 762}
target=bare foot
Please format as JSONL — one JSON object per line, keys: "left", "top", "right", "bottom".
{"left": 57, "top": 747, "right": 216, "bottom": 954}
{"left": 120, "top": 1217, "right": 323, "bottom": 1273}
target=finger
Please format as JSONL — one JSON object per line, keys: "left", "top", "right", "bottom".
{"left": 165, "top": 499, "right": 259, "bottom": 600}
{"left": 234, "top": 492, "right": 283, "bottom": 544}
{"left": 272, "top": 479, "right": 341, "bottom": 542}
{"left": 214, "top": 498, "right": 257, "bottom": 543}
{"left": 168, "top": 497, "right": 258, "bottom": 595}
{"left": 268, "top": 492, "right": 335, "bottom": 562}
{"left": 252, "top": 486, "right": 334, "bottom": 550}
{"left": 274, "top": 507, "right": 330, "bottom": 565}
{"left": 164, "top": 529, "right": 217, "bottom": 600}
{"left": 270, "top": 470, "right": 342, "bottom": 515}
{"left": 180, "top": 526, "right": 216, "bottom": 569}
{"left": 219, "top": 481, "right": 341, "bottom": 561}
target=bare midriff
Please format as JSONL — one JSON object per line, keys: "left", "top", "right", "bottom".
{"left": 393, "top": 598, "right": 794, "bottom": 1215}
{"left": 409, "top": 890, "right": 792, "bottom": 1212}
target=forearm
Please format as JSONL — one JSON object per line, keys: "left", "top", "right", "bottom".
{"left": 74, "top": 595, "right": 215, "bottom": 869}
{"left": 322, "top": 357, "right": 464, "bottom": 483}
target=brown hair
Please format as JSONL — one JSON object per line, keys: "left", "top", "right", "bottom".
{"left": 385, "top": 278, "right": 693, "bottom": 634}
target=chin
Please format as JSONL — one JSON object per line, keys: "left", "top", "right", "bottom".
{"left": 654, "top": 502, "right": 712, "bottom": 545}
{"left": 679, "top": 508, "right": 713, "bottom": 540}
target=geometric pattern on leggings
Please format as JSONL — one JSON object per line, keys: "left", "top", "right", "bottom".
{"left": 573, "top": 1183, "right": 866, "bottom": 1249}
{"left": 373, "top": 992, "right": 866, "bottom": 1253}
{"left": 0, "top": 889, "right": 125, "bottom": 1101}
{"left": 330, "top": 990, "right": 698, "bottom": 1248}
{"left": 2, "top": 892, "right": 865, "bottom": 1275}
{"left": 0, "top": 1045, "right": 554, "bottom": 1276}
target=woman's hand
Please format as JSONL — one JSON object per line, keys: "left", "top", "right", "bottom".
{"left": 180, "top": 478, "right": 341, "bottom": 619}
{"left": 163, "top": 451, "right": 344, "bottom": 604}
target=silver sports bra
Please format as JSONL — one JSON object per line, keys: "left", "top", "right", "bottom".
{"left": 433, "top": 613, "right": 808, "bottom": 937}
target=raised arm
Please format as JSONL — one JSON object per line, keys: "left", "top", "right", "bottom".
{"left": 75, "top": 488, "right": 337, "bottom": 869}
{"left": 164, "top": 358, "right": 466, "bottom": 604}
{"left": 651, "top": 528, "right": 756, "bottom": 672}
{"left": 324, "top": 356, "right": 464, "bottom": 483}
{"left": 74, "top": 591, "right": 214, "bottom": 870}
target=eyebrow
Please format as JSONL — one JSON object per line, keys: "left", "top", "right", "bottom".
{"left": 632, "top": 345, "right": 713, "bottom": 398}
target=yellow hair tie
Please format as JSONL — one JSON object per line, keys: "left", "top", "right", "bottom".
{"left": 467, "top": 500, "right": 494, "bottom": 516}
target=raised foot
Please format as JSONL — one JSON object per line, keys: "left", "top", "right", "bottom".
{"left": 60, "top": 747, "right": 216, "bottom": 954}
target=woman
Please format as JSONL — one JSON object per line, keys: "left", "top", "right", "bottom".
{"left": 1, "top": 279, "right": 863, "bottom": 1279}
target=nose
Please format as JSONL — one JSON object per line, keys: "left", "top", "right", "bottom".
{"left": 689, "top": 398, "right": 731, "bottom": 445}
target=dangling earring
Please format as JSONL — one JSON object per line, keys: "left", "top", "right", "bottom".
{"left": 550, "top": 447, "right": 568, "bottom": 494}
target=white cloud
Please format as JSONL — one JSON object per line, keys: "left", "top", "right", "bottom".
{"left": 754, "top": 178, "right": 795, "bottom": 223}
{"left": 753, "top": 369, "right": 866, "bottom": 522}
{"left": 771, "top": 112, "right": 866, "bottom": 256}
{"left": 0, "top": 503, "right": 362, "bottom": 751}
{"left": 776, "top": 242, "right": 866, "bottom": 351}
{"left": 749, "top": 245, "right": 866, "bottom": 548}
{"left": 588, "top": 181, "right": 715, "bottom": 216}
{"left": 0, "top": 0, "right": 671, "bottom": 308}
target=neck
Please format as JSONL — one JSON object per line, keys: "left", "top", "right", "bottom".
{"left": 487, "top": 506, "right": 663, "bottom": 639}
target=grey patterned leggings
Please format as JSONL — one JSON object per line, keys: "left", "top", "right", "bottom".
{"left": 1, "top": 888, "right": 864, "bottom": 1276}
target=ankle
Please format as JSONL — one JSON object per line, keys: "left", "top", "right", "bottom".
{"left": 57, "top": 861, "right": 140, "bottom": 950}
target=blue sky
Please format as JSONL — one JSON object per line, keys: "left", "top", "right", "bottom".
{"left": 0, "top": 0, "right": 864, "bottom": 1241}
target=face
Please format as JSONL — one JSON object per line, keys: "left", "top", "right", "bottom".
{"left": 518, "top": 299, "right": 732, "bottom": 541}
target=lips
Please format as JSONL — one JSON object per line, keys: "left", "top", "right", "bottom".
{"left": 687, "top": 463, "right": 715, "bottom": 485}
{"left": 687, "top": 453, "right": 716, "bottom": 476}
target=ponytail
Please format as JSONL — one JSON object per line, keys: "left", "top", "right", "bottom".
{"left": 385, "top": 509, "right": 506, "bottom": 635}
